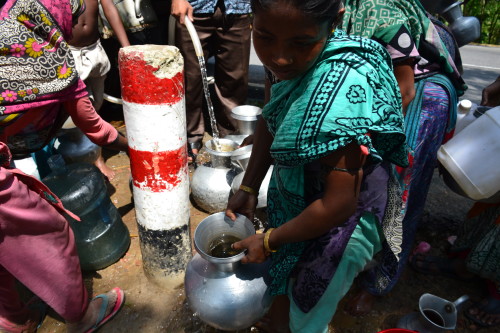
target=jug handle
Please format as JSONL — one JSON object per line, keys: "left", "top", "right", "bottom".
{"left": 135, "top": 0, "right": 142, "bottom": 18}
{"left": 453, "top": 295, "right": 469, "bottom": 309}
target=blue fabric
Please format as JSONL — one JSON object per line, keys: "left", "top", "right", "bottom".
{"left": 189, "top": 0, "right": 251, "bottom": 14}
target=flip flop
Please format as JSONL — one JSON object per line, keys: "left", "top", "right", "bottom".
{"left": 187, "top": 142, "right": 201, "bottom": 165}
{"left": 83, "top": 287, "right": 125, "bottom": 333}
{"left": 408, "top": 253, "right": 475, "bottom": 282}
{"left": 464, "top": 296, "right": 500, "bottom": 328}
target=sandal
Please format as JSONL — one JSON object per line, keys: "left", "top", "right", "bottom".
{"left": 83, "top": 287, "right": 125, "bottom": 333}
{"left": 464, "top": 296, "right": 500, "bottom": 328}
{"left": 187, "top": 142, "right": 201, "bottom": 164}
{"left": 409, "top": 253, "right": 476, "bottom": 281}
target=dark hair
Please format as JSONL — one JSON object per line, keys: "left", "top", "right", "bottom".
{"left": 251, "top": 0, "right": 344, "bottom": 28}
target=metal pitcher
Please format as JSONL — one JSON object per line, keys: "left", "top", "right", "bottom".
{"left": 99, "top": 0, "right": 158, "bottom": 36}
{"left": 184, "top": 212, "right": 273, "bottom": 331}
{"left": 190, "top": 139, "right": 243, "bottom": 213}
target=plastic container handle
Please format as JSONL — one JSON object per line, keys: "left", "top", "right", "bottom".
{"left": 184, "top": 16, "right": 204, "bottom": 58}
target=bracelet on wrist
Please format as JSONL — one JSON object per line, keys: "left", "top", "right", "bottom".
{"left": 239, "top": 184, "right": 258, "bottom": 196}
{"left": 264, "top": 228, "right": 277, "bottom": 253}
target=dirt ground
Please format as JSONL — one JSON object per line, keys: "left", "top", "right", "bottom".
{"left": 34, "top": 115, "right": 498, "bottom": 333}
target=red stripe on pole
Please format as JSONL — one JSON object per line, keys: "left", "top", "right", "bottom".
{"left": 129, "top": 146, "right": 187, "bottom": 192}
{"left": 119, "top": 51, "right": 184, "bottom": 105}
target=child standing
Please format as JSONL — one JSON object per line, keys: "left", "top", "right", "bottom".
{"left": 225, "top": 0, "right": 408, "bottom": 332}
{"left": 69, "top": 0, "right": 130, "bottom": 180}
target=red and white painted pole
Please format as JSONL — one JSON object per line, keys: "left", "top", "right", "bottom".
{"left": 119, "top": 45, "right": 191, "bottom": 289}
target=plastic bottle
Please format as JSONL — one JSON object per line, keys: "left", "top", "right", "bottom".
{"left": 454, "top": 99, "right": 476, "bottom": 135}
{"left": 42, "top": 154, "right": 130, "bottom": 271}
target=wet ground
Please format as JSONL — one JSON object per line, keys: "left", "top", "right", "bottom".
{"left": 34, "top": 115, "right": 498, "bottom": 333}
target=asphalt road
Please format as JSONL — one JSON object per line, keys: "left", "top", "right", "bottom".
{"left": 460, "top": 44, "right": 500, "bottom": 103}
{"left": 247, "top": 43, "right": 500, "bottom": 104}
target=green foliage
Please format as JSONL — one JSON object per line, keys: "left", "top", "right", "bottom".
{"left": 463, "top": 0, "right": 500, "bottom": 44}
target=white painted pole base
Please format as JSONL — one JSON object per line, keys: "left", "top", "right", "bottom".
{"left": 119, "top": 45, "right": 191, "bottom": 289}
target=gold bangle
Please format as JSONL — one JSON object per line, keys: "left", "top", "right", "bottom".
{"left": 239, "top": 184, "right": 258, "bottom": 196}
{"left": 264, "top": 228, "right": 277, "bottom": 253}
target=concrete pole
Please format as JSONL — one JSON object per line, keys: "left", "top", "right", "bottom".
{"left": 119, "top": 45, "right": 191, "bottom": 289}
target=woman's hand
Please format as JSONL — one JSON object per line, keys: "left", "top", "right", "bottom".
{"left": 225, "top": 189, "right": 258, "bottom": 222}
{"left": 240, "top": 135, "right": 254, "bottom": 147}
{"left": 232, "top": 233, "right": 268, "bottom": 264}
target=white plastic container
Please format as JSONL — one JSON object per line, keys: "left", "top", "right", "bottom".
{"left": 438, "top": 106, "right": 500, "bottom": 200}
{"left": 455, "top": 100, "right": 480, "bottom": 135}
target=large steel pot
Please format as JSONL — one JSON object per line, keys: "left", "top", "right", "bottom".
{"left": 191, "top": 139, "right": 242, "bottom": 213}
{"left": 185, "top": 212, "right": 273, "bottom": 331}
{"left": 231, "top": 105, "right": 262, "bottom": 136}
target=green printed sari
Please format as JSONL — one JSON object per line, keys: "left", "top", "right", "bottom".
{"left": 262, "top": 30, "right": 408, "bottom": 307}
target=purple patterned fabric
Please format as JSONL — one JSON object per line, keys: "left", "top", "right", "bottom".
{"left": 291, "top": 162, "right": 394, "bottom": 312}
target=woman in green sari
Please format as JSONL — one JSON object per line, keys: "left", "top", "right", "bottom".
{"left": 340, "top": 0, "right": 466, "bottom": 316}
{"left": 225, "top": 0, "right": 408, "bottom": 332}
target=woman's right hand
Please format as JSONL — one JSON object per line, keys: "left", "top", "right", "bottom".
{"left": 232, "top": 233, "right": 268, "bottom": 264}
{"left": 225, "top": 189, "right": 258, "bottom": 222}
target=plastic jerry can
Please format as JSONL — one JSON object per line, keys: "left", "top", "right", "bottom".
{"left": 438, "top": 106, "right": 500, "bottom": 201}
{"left": 42, "top": 155, "right": 130, "bottom": 271}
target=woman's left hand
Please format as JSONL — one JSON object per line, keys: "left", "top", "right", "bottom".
{"left": 232, "top": 233, "right": 268, "bottom": 264}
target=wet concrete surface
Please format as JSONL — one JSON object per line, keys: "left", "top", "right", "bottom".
{"left": 34, "top": 119, "right": 497, "bottom": 333}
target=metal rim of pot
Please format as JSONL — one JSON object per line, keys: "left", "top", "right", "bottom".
{"left": 193, "top": 212, "right": 255, "bottom": 265}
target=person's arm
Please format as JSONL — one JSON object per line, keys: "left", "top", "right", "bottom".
{"left": 226, "top": 117, "right": 274, "bottom": 222}
{"left": 171, "top": 0, "right": 193, "bottom": 24}
{"left": 232, "top": 142, "right": 366, "bottom": 264}
{"left": 101, "top": 0, "right": 130, "bottom": 47}
{"left": 481, "top": 75, "right": 500, "bottom": 107}
{"left": 63, "top": 96, "right": 128, "bottom": 152}
{"left": 393, "top": 59, "right": 416, "bottom": 114}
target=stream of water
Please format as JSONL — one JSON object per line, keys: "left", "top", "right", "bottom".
{"left": 197, "top": 56, "right": 221, "bottom": 151}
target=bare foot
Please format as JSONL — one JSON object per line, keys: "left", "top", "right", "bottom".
{"left": 344, "top": 288, "right": 376, "bottom": 316}
{"left": 254, "top": 295, "right": 290, "bottom": 333}
{"left": 94, "top": 155, "right": 116, "bottom": 181}
{"left": 66, "top": 288, "right": 124, "bottom": 333}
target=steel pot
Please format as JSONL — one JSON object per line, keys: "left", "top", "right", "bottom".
{"left": 185, "top": 212, "right": 273, "bottom": 331}
{"left": 231, "top": 105, "right": 262, "bottom": 136}
{"left": 191, "top": 139, "right": 243, "bottom": 213}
